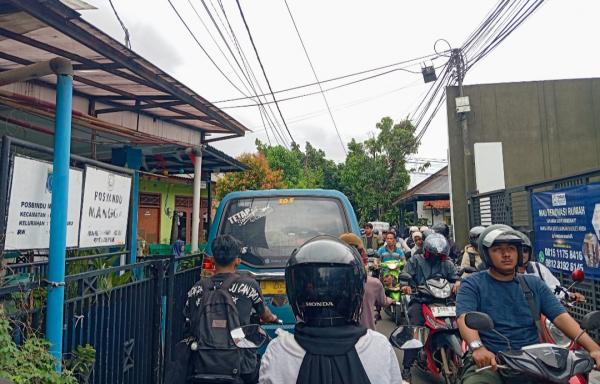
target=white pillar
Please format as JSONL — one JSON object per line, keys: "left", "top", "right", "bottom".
{"left": 191, "top": 149, "right": 203, "bottom": 253}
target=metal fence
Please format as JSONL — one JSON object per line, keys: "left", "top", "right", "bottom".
{"left": 1, "top": 252, "right": 204, "bottom": 384}
{"left": 468, "top": 167, "right": 600, "bottom": 327}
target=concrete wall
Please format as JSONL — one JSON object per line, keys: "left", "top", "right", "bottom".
{"left": 447, "top": 78, "right": 600, "bottom": 246}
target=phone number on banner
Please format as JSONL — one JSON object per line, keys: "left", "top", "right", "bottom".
{"left": 545, "top": 259, "right": 584, "bottom": 271}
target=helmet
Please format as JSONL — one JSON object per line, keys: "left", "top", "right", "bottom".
{"left": 421, "top": 228, "right": 435, "bottom": 239}
{"left": 477, "top": 225, "right": 524, "bottom": 273}
{"left": 409, "top": 226, "right": 419, "bottom": 233}
{"left": 285, "top": 236, "right": 366, "bottom": 327}
{"left": 423, "top": 233, "right": 450, "bottom": 261}
{"left": 515, "top": 231, "right": 533, "bottom": 263}
{"left": 419, "top": 226, "right": 429, "bottom": 233}
{"left": 468, "top": 226, "right": 486, "bottom": 247}
{"left": 432, "top": 223, "right": 450, "bottom": 238}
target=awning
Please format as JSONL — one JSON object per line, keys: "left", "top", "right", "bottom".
{"left": 423, "top": 200, "right": 451, "bottom": 209}
{"left": 0, "top": 0, "right": 249, "bottom": 141}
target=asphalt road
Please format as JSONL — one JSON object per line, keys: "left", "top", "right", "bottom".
{"left": 373, "top": 311, "right": 600, "bottom": 384}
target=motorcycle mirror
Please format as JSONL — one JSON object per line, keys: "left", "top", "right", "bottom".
{"left": 580, "top": 311, "right": 600, "bottom": 331}
{"left": 399, "top": 272, "right": 412, "bottom": 282}
{"left": 389, "top": 326, "right": 429, "bottom": 350}
{"left": 464, "top": 312, "right": 495, "bottom": 332}
{"left": 571, "top": 269, "right": 585, "bottom": 283}
{"left": 230, "top": 325, "right": 269, "bottom": 349}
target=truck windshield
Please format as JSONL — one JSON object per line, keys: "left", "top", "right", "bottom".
{"left": 219, "top": 196, "right": 348, "bottom": 268}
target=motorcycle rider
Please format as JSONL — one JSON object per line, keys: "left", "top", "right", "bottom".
{"left": 259, "top": 236, "right": 401, "bottom": 383}
{"left": 400, "top": 233, "right": 460, "bottom": 377}
{"left": 340, "top": 233, "right": 394, "bottom": 329}
{"left": 406, "top": 226, "right": 419, "bottom": 249}
{"left": 432, "top": 223, "right": 462, "bottom": 262}
{"left": 459, "top": 226, "right": 485, "bottom": 273}
{"left": 183, "top": 235, "right": 277, "bottom": 384}
{"left": 377, "top": 232, "right": 406, "bottom": 261}
{"left": 516, "top": 231, "right": 585, "bottom": 302}
{"left": 456, "top": 226, "right": 600, "bottom": 384}
{"left": 361, "top": 223, "right": 378, "bottom": 252}
{"left": 410, "top": 231, "right": 424, "bottom": 257}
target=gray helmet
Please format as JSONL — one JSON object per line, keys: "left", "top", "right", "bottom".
{"left": 468, "top": 226, "right": 486, "bottom": 247}
{"left": 477, "top": 224, "right": 524, "bottom": 271}
{"left": 423, "top": 233, "right": 450, "bottom": 261}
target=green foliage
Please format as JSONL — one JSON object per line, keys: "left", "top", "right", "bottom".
{"left": 0, "top": 309, "right": 95, "bottom": 384}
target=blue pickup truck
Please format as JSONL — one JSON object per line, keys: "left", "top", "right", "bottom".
{"left": 206, "top": 189, "right": 360, "bottom": 334}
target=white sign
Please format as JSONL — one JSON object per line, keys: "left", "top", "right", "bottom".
{"left": 474, "top": 142, "right": 506, "bottom": 194}
{"left": 79, "top": 166, "right": 132, "bottom": 248}
{"left": 4, "top": 156, "right": 83, "bottom": 250}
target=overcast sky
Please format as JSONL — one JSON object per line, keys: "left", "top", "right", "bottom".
{"left": 81, "top": 0, "right": 600, "bottom": 185}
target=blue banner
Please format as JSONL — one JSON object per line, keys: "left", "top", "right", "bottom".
{"left": 532, "top": 183, "right": 600, "bottom": 278}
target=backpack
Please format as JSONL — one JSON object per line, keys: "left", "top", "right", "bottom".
{"left": 188, "top": 274, "right": 243, "bottom": 381}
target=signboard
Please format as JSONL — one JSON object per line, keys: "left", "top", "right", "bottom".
{"left": 4, "top": 156, "right": 83, "bottom": 250}
{"left": 78, "top": 166, "right": 131, "bottom": 248}
{"left": 532, "top": 183, "right": 600, "bottom": 278}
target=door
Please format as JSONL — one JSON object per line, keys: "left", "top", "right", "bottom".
{"left": 139, "top": 193, "right": 161, "bottom": 243}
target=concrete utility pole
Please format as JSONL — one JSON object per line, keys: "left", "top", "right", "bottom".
{"left": 451, "top": 48, "right": 472, "bottom": 230}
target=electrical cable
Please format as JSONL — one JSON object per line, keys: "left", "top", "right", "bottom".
{"left": 108, "top": 0, "right": 131, "bottom": 49}
{"left": 213, "top": 51, "right": 444, "bottom": 103}
{"left": 235, "top": 0, "right": 296, "bottom": 144}
{"left": 284, "top": 0, "right": 346, "bottom": 154}
{"left": 167, "top": 0, "right": 250, "bottom": 97}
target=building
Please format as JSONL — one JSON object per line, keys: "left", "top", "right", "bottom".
{"left": 446, "top": 77, "right": 600, "bottom": 245}
{"left": 393, "top": 166, "right": 451, "bottom": 228}
{"left": 0, "top": 0, "right": 249, "bottom": 259}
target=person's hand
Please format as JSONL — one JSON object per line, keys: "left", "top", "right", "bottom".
{"left": 569, "top": 292, "right": 586, "bottom": 302}
{"left": 472, "top": 347, "right": 497, "bottom": 370}
{"left": 452, "top": 281, "right": 461, "bottom": 294}
{"left": 590, "top": 350, "right": 600, "bottom": 370}
{"left": 401, "top": 286, "right": 412, "bottom": 295}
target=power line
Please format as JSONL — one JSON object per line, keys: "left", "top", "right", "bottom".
{"left": 284, "top": 0, "right": 345, "bottom": 154}
{"left": 194, "top": 0, "right": 288, "bottom": 147}
{"left": 213, "top": 0, "right": 289, "bottom": 147}
{"left": 167, "top": 0, "right": 250, "bottom": 97}
{"left": 220, "top": 64, "right": 428, "bottom": 109}
{"left": 235, "top": 0, "right": 296, "bottom": 144}
{"left": 213, "top": 51, "right": 444, "bottom": 103}
{"left": 108, "top": 0, "right": 131, "bottom": 49}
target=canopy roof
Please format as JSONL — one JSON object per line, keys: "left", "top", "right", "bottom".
{"left": 0, "top": 0, "right": 249, "bottom": 140}
{"left": 393, "top": 166, "right": 450, "bottom": 206}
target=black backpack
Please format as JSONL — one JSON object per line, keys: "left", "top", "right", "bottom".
{"left": 187, "top": 274, "right": 243, "bottom": 382}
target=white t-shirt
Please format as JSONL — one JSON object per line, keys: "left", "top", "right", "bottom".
{"left": 259, "top": 328, "right": 402, "bottom": 384}
{"left": 525, "top": 261, "right": 564, "bottom": 298}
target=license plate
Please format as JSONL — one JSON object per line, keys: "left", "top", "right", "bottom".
{"left": 260, "top": 280, "right": 286, "bottom": 295}
{"left": 431, "top": 306, "right": 456, "bottom": 317}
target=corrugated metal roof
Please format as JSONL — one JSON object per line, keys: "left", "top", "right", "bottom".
{"left": 393, "top": 166, "right": 449, "bottom": 205}
{"left": 0, "top": 0, "right": 249, "bottom": 139}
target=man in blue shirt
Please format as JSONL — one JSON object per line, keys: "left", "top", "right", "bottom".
{"left": 457, "top": 226, "right": 600, "bottom": 383}
{"left": 377, "top": 232, "right": 405, "bottom": 262}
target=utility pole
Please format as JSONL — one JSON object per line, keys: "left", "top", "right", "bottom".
{"left": 451, "top": 48, "right": 473, "bottom": 235}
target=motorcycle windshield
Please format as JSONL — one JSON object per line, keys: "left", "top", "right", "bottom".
{"left": 219, "top": 196, "right": 349, "bottom": 268}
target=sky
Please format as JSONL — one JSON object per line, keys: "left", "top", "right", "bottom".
{"left": 80, "top": 0, "right": 600, "bottom": 186}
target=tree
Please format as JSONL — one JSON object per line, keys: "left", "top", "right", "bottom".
{"left": 256, "top": 140, "right": 340, "bottom": 189}
{"left": 339, "top": 117, "right": 420, "bottom": 224}
{"left": 215, "top": 153, "right": 286, "bottom": 200}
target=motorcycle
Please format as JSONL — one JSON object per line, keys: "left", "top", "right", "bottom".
{"left": 380, "top": 258, "right": 406, "bottom": 325}
{"left": 366, "top": 248, "right": 378, "bottom": 277}
{"left": 542, "top": 269, "right": 586, "bottom": 349}
{"left": 464, "top": 310, "right": 600, "bottom": 384}
{"left": 390, "top": 269, "right": 473, "bottom": 384}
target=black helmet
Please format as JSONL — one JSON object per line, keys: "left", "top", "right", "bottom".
{"left": 423, "top": 233, "right": 450, "bottom": 261}
{"left": 477, "top": 225, "right": 524, "bottom": 272}
{"left": 432, "top": 223, "right": 450, "bottom": 238}
{"left": 469, "top": 226, "right": 486, "bottom": 247}
{"left": 285, "top": 235, "right": 366, "bottom": 327}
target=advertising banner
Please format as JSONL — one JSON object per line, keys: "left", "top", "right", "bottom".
{"left": 78, "top": 166, "right": 131, "bottom": 248}
{"left": 4, "top": 156, "right": 83, "bottom": 250}
{"left": 532, "top": 184, "right": 600, "bottom": 278}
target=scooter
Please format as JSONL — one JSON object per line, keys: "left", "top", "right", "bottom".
{"left": 391, "top": 270, "right": 472, "bottom": 384}
{"left": 366, "top": 248, "right": 378, "bottom": 277}
{"left": 541, "top": 269, "right": 586, "bottom": 349}
{"left": 380, "top": 258, "right": 406, "bottom": 325}
{"left": 464, "top": 310, "right": 600, "bottom": 384}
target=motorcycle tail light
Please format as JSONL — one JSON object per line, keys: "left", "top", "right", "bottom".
{"left": 201, "top": 255, "right": 216, "bottom": 276}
